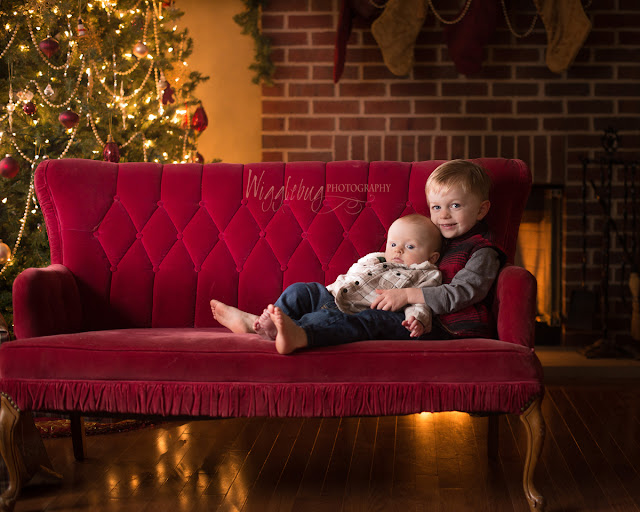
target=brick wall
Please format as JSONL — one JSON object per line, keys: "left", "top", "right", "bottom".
{"left": 260, "top": 0, "right": 640, "bottom": 344}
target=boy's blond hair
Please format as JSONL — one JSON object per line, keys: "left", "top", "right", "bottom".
{"left": 425, "top": 159, "right": 491, "bottom": 201}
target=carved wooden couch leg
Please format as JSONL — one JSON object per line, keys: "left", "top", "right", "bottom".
{"left": 519, "top": 397, "right": 546, "bottom": 512}
{"left": 0, "top": 394, "right": 61, "bottom": 512}
{"left": 0, "top": 394, "right": 24, "bottom": 512}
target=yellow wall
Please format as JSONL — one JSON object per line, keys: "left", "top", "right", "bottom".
{"left": 179, "top": 0, "right": 261, "bottom": 163}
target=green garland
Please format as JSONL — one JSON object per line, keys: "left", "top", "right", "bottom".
{"left": 234, "top": 0, "right": 275, "bottom": 86}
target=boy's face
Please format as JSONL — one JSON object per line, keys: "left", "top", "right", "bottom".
{"left": 384, "top": 220, "right": 440, "bottom": 266}
{"left": 426, "top": 185, "right": 490, "bottom": 239}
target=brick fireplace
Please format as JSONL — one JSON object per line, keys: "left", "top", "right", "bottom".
{"left": 259, "top": 0, "right": 640, "bottom": 344}
{"left": 515, "top": 185, "right": 563, "bottom": 344}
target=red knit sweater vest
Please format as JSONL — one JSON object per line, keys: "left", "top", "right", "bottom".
{"left": 437, "top": 224, "right": 504, "bottom": 338}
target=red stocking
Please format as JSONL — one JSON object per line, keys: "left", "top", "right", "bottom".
{"left": 444, "top": 0, "right": 500, "bottom": 76}
{"left": 334, "top": 0, "right": 385, "bottom": 83}
{"left": 333, "top": 0, "right": 386, "bottom": 83}
{"left": 333, "top": 0, "right": 353, "bottom": 83}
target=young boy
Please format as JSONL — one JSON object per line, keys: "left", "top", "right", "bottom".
{"left": 372, "top": 159, "right": 505, "bottom": 338}
{"left": 211, "top": 214, "right": 442, "bottom": 354}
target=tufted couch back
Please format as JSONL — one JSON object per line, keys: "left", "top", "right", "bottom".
{"left": 35, "top": 159, "right": 530, "bottom": 330}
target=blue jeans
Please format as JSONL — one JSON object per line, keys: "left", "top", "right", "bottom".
{"left": 274, "top": 282, "right": 437, "bottom": 348}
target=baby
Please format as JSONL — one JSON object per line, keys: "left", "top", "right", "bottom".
{"left": 211, "top": 214, "right": 442, "bottom": 353}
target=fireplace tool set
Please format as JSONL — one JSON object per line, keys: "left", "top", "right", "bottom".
{"left": 579, "top": 128, "right": 640, "bottom": 359}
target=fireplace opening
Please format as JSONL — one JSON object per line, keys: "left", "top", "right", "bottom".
{"left": 515, "top": 185, "right": 564, "bottom": 345}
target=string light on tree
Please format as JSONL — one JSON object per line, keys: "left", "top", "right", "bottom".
{"left": 0, "top": 0, "right": 210, "bottom": 330}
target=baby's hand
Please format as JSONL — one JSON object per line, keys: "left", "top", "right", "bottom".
{"left": 402, "top": 316, "right": 425, "bottom": 338}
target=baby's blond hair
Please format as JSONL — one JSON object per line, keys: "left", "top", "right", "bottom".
{"left": 393, "top": 214, "right": 442, "bottom": 253}
{"left": 425, "top": 159, "right": 491, "bottom": 201}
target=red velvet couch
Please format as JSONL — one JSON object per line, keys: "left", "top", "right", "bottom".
{"left": 0, "top": 158, "right": 545, "bottom": 511}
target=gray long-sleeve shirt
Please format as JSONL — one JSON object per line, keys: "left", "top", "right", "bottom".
{"left": 421, "top": 247, "right": 501, "bottom": 315}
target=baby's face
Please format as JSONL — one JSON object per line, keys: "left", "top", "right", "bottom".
{"left": 384, "top": 220, "right": 439, "bottom": 266}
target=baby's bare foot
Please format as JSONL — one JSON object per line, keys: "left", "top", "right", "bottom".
{"left": 210, "top": 299, "right": 257, "bottom": 334}
{"left": 255, "top": 308, "right": 277, "bottom": 340}
{"left": 270, "top": 305, "right": 308, "bottom": 355}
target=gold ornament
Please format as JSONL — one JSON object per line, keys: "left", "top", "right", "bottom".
{"left": 133, "top": 42, "right": 149, "bottom": 58}
{"left": 157, "top": 71, "right": 168, "bottom": 90}
{"left": 0, "top": 240, "right": 11, "bottom": 265}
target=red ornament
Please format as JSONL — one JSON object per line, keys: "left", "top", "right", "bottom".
{"left": 59, "top": 109, "right": 79, "bottom": 128}
{"left": 191, "top": 105, "right": 208, "bottom": 133}
{"left": 23, "top": 101, "right": 37, "bottom": 115}
{"left": 39, "top": 37, "right": 60, "bottom": 58}
{"left": 162, "top": 85, "right": 175, "bottom": 105}
{"left": 103, "top": 134, "right": 120, "bottom": 163}
{"left": 0, "top": 155, "right": 19, "bottom": 179}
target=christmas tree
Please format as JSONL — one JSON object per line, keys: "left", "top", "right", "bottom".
{"left": 0, "top": 0, "right": 209, "bottom": 333}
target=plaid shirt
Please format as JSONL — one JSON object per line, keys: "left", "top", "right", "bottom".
{"left": 327, "top": 252, "right": 441, "bottom": 332}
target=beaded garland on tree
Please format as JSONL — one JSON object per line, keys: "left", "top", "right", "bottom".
{"left": 0, "top": 0, "right": 210, "bottom": 329}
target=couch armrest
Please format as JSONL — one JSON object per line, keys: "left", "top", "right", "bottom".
{"left": 494, "top": 265, "right": 537, "bottom": 348}
{"left": 12, "top": 264, "right": 82, "bottom": 339}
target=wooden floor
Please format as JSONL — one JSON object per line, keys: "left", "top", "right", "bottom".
{"left": 2, "top": 384, "right": 640, "bottom": 512}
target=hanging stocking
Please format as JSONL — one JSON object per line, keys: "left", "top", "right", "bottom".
{"left": 333, "top": 0, "right": 354, "bottom": 83}
{"left": 371, "top": 0, "right": 427, "bottom": 77}
{"left": 334, "top": 0, "right": 385, "bottom": 83}
{"left": 533, "top": 0, "right": 591, "bottom": 73}
{"left": 444, "top": 0, "right": 499, "bottom": 76}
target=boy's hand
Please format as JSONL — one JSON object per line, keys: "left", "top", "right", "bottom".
{"left": 371, "top": 289, "right": 409, "bottom": 311}
{"left": 402, "top": 316, "right": 425, "bottom": 337}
